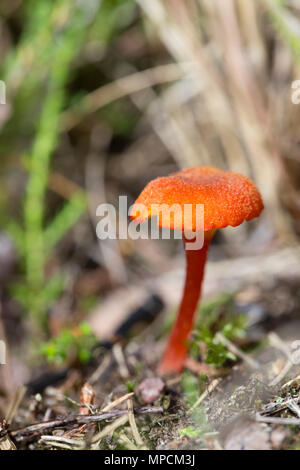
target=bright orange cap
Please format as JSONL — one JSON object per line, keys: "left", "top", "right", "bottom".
{"left": 130, "top": 167, "right": 264, "bottom": 231}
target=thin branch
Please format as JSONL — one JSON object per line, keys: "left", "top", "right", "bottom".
{"left": 10, "top": 406, "right": 163, "bottom": 442}
{"left": 215, "top": 332, "right": 260, "bottom": 370}
{"left": 91, "top": 415, "right": 129, "bottom": 445}
{"left": 6, "top": 386, "right": 27, "bottom": 425}
{"left": 256, "top": 413, "right": 300, "bottom": 426}
{"left": 101, "top": 392, "right": 134, "bottom": 413}
{"left": 187, "top": 379, "right": 221, "bottom": 415}
{"left": 61, "top": 64, "right": 185, "bottom": 131}
{"left": 127, "top": 398, "right": 146, "bottom": 449}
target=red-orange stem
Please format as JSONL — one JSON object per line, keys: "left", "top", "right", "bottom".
{"left": 158, "top": 236, "right": 211, "bottom": 374}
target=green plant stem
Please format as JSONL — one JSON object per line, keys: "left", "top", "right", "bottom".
{"left": 24, "top": 4, "right": 87, "bottom": 324}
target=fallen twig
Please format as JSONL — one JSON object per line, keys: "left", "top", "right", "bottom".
{"left": 187, "top": 379, "right": 221, "bottom": 415}
{"left": 281, "top": 375, "right": 300, "bottom": 391}
{"left": 10, "top": 406, "right": 163, "bottom": 442}
{"left": 127, "top": 398, "right": 147, "bottom": 449}
{"left": 286, "top": 401, "right": 300, "bottom": 418}
{"left": 101, "top": 392, "right": 134, "bottom": 413}
{"left": 91, "top": 415, "right": 129, "bottom": 447}
{"left": 268, "top": 333, "right": 295, "bottom": 387}
{"left": 215, "top": 332, "right": 260, "bottom": 370}
{"left": 262, "top": 396, "right": 300, "bottom": 416}
{"left": 61, "top": 64, "right": 185, "bottom": 131}
{"left": 118, "top": 432, "right": 139, "bottom": 450}
{"left": 6, "top": 385, "right": 27, "bottom": 425}
{"left": 256, "top": 413, "right": 300, "bottom": 426}
{"left": 39, "top": 435, "right": 85, "bottom": 450}
{"left": 79, "top": 382, "right": 95, "bottom": 416}
{"left": 0, "top": 419, "right": 16, "bottom": 450}
{"left": 112, "top": 344, "right": 130, "bottom": 379}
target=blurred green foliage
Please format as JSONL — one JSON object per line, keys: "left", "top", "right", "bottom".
{"left": 41, "top": 321, "right": 97, "bottom": 364}
{"left": 178, "top": 426, "right": 204, "bottom": 439}
{"left": 0, "top": 0, "right": 136, "bottom": 329}
{"left": 266, "top": 0, "right": 300, "bottom": 67}
{"left": 190, "top": 294, "right": 246, "bottom": 368}
{"left": 193, "top": 327, "right": 236, "bottom": 368}
{"left": 180, "top": 370, "right": 210, "bottom": 436}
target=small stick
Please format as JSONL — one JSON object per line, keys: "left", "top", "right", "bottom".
{"left": 286, "top": 401, "right": 300, "bottom": 418}
{"left": 112, "top": 344, "right": 129, "bottom": 379}
{"left": 213, "top": 438, "right": 223, "bottom": 451}
{"left": 61, "top": 64, "right": 185, "bottom": 131}
{"left": 10, "top": 407, "right": 163, "bottom": 442}
{"left": 43, "top": 408, "right": 52, "bottom": 422}
{"left": 0, "top": 303, "right": 13, "bottom": 395}
{"left": 91, "top": 414, "right": 129, "bottom": 445}
{"left": 187, "top": 379, "right": 221, "bottom": 415}
{"left": 127, "top": 398, "right": 146, "bottom": 449}
{"left": 215, "top": 332, "right": 260, "bottom": 370}
{"left": 79, "top": 382, "right": 95, "bottom": 416}
{"left": 281, "top": 375, "right": 300, "bottom": 390}
{"left": 40, "top": 441, "right": 82, "bottom": 450}
{"left": 88, "top": 354, "right": 111, "bottom": 384}
{"left": 0, "top": 419, "right": 16, "bottom": 450}
{"left": 268, "top": 332, "right": 294, "bottom": 387}
{"left": 256, "top": 413, "right": 300, "bottom": 426}
{"left": 268, "top": 332, "right": 291, "bottom": 358}
{"left": 269, "top": 360, "right": 293, "bottom": 387}
{"left": 262, "top": 396, "right": 300, "bottom": 416}
{"left": 5, "top": 385, "right": 27, "bottom": 425}
{"left": 118, "top": 432, "right": 138, "bottom": 450}
{"left": 101, "top": 392, "right": 134, "bottom": 412}
{"left": 39, "top": 435, "right": 85, "bottom": 448}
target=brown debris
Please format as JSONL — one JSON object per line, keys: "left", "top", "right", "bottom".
{"left": 79, "top": 382, "right": 95, "bottom": 415}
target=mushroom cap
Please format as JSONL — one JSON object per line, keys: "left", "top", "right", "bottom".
{"left": 130, "top": 166, "right": 264, "bottom": 231}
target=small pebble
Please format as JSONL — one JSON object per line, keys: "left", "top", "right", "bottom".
{"left": 137, "top": 377, "right": 165, "bottom": 404}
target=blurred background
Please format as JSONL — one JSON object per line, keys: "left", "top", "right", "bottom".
{"left": 1, "top": 0, "right": 300, "bottom": 399}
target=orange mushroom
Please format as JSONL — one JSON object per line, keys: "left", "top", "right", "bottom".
{"left": 130, "top": 167, "right": 264, "bottom": 374}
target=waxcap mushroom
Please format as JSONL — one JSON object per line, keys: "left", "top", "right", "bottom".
{"left": 131, "top": 166, "right": 264, "bottom": 374}
{"left": 130, "top": 166, "right": 263, "bottom": 231}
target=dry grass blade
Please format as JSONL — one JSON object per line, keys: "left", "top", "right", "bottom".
{"left": 101, "top": 392, "right": 134, "bottom": 413}
{"left": 262, "top": 395, "right": 300, "bottom": 416}
{"left": 268, "top": 332, "right": 292, "bottom": 357}
{"left": 0, "top": 419, "right": 16, "bottom": 450}
{"left": 127, "top": 398, "right": 147, "bottom": 449}
{"left": 215, "top": 332, "right": 260, "bottom": 370}
{"left": 10, "top": 407, "right": 163, "bottom": 442}
{"left": 187, "top": 378, "right": 221, "bottom": 415}
{"left": 91, "top": 414, "right": 129, "bottom": 446}
{"left": 268, "top": 332, "right": 294, "bottom": 386}
{"left": 112, "top": 344, "right": 130, "bottom": 379}
{"left": 286, "top": 400, "right": 300, "bottom": 418}
{"left": 118, "top": 432, "right": 139, "bottom": 450}
{"left": 269, "top": 360, "right": 294, "bottom": 387}
{"left": 256, "top": 414, "right": 300, "bottom": 426}
{"left": 39, "top": 435, "right": 85, "bottom": 450}
{"left": 0, "top": 435, "right": 17, "bottom": 451}
{"left": 61, "top": 64, "right": 184, "bottom": 131}
{"left": 5, "top": 385, "right": 27, "bottom": 425}
{"left": 88, "top": 354, "right": 111, "bottom": 385}
{"left": 281, "top": 375, "right": 300, "bottom": 391}
{"left": 0, "top": 302, "right": 13, "bottom": 396}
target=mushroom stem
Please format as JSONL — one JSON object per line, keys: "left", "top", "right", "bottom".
{"left": 158, "top": 233, "right": 213, "bottom": 374}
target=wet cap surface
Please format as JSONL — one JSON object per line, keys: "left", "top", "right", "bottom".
{"left": 130, "top": 166, "right": 264, "bottom": 231}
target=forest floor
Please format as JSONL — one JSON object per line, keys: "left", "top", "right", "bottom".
{"left": 2, "top": 258, "right": 300, "bottom": 451}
